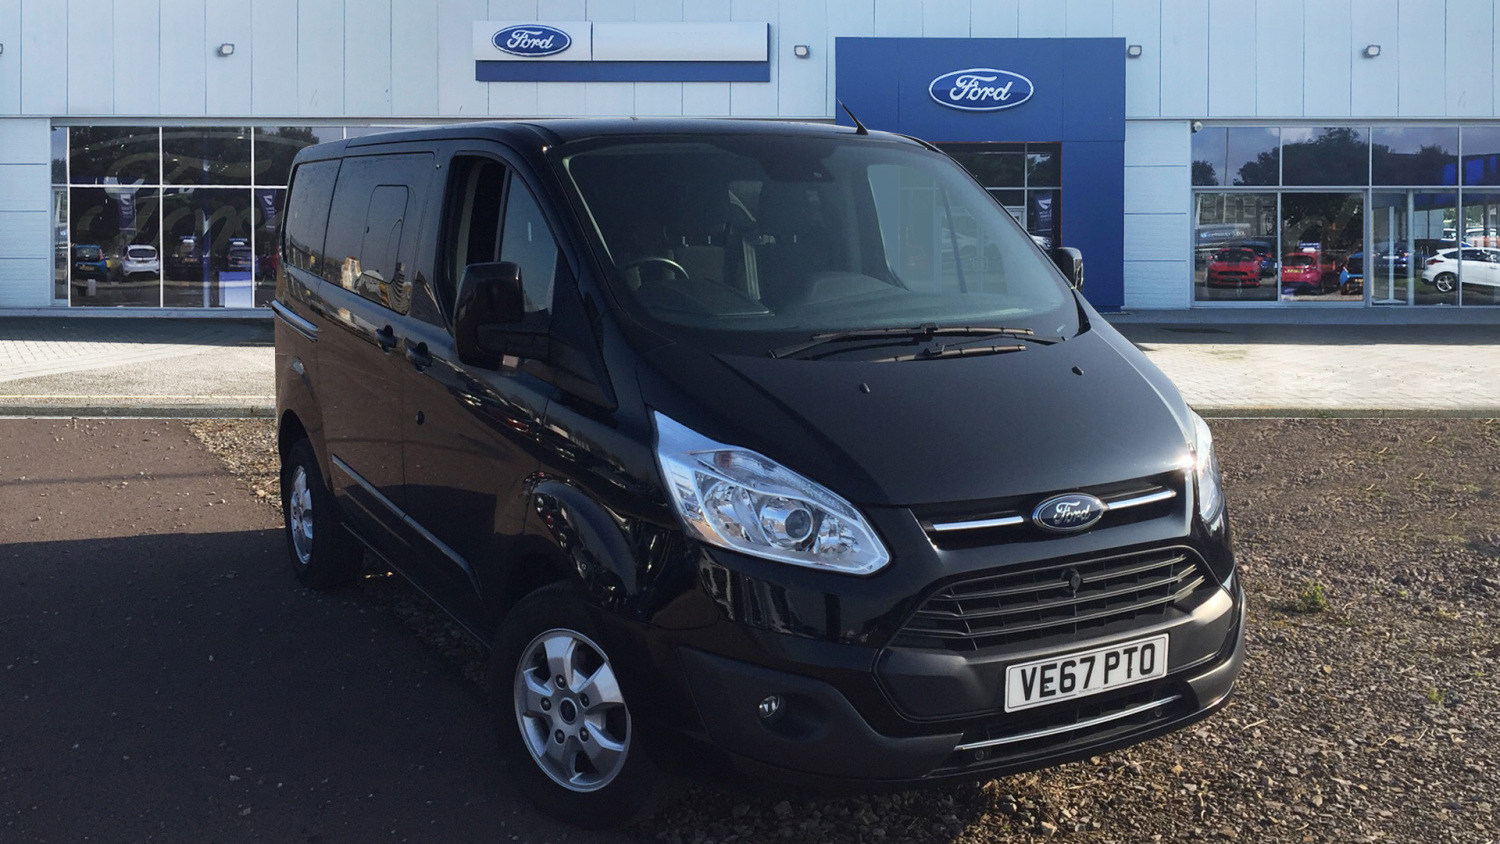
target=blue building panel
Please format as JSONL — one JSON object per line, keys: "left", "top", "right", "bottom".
{"left": 835, "top": 37, "right": 1127, "bottom": 310}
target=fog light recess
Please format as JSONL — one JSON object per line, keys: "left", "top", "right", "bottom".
{"left": 757, "top": 694, "right": 783, "bottom": 719}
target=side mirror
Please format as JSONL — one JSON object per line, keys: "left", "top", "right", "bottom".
{"left": 1051, "top": 246, "right": 1084, "bottom": 291}
{"left": 454, "top": 262, "right": 526, "bottom": 367}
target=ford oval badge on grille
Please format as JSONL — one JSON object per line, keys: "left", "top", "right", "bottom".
{"left": 1033, "top": 494, "right": 1106, "bottom": 533}
{"left": 492, "top": 24, "right": 572, "bottom": 57}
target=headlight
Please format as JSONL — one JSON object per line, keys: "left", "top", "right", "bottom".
{"left": 653, "top": 412, "right": 891, "bottom": 575}
{"left": 1188, "top": 410, "right": 1225, "bottom": 527}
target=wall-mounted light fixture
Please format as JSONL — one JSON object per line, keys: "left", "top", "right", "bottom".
{"left": 1126, "top": 44, "right": 1143, "bottom": 58}
{"left": 217, "top": 43, "right": 235, "bottom": 57}
{"left": 1190, "top": 120, "right": 1204, "bottom": 133}
{"left": 793, "top": 44, "right": 810, "bottom": 59}
{"left": 1363, "top": 44, "right": 1381, "bottom": 58}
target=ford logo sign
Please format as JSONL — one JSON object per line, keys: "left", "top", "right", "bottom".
{"left": 929, "top": 67, "right": 1035, "bottom": 112}
{"left": 492, "top": 24, "right": 572, "bottom": 58}
{"left": 1033, "top": 494, "right": 1106, "bottom": 533}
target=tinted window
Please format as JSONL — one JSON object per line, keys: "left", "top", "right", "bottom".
{"left": 282, "top": 159, "right": 340, "bottom": 276}
{"left": 499, "top": 181, "right": 559, "bottom": 313}
{"left": 1282, "top": 127, "right": 1368, "bottom": 186}
{"left": 1371, "top": 127, "right": 1457, "bottom": 186}
{"left": 321, "top": 153, "right": 432, "bottom": 312}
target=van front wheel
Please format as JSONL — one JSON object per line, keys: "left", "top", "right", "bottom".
{"left": 491, "top": 584, "right": 669, "bottom": 829}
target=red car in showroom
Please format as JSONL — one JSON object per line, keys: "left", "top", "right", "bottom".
{"left": 1280, "top": 251, "right": 1337, "bottom": 294}
{"left": 1205, "top": 246, "right": 1263, "bottom": 288}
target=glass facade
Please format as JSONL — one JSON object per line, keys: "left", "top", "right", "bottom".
{"left": 50, "top": 125, "right": 382, "bottom": 308}
{"left": 1191, "top": 125, "right": 1500, "bottom": 307}
{"left": 936, "top": 143, "right": 1063, "bottom": 250}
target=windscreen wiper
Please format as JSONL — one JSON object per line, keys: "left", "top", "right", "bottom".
{"left": 768, "top": 324, "right": 1052, "bottom": 359}
{"left": 873, "top": 342, "right": 1028, "bottom": 362}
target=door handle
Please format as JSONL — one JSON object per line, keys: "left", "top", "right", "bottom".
{"left": 405, "top": 340, "right": 433, "bottom": 370}
{"left": 374, "top": 324, "right": 397, "bottom": 352}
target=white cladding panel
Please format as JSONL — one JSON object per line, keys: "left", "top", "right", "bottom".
{"left": 252, "top": 0, "right": 300, "bottom": 116}
{"left": 345, "top": 0, "right": 393, "bottom": 115}
{"left": 0, "top": 0, "right": 1491, "bottom": 122}
{"left": 922, "top": 0, "right": 970, "bottom": 37}
{"left": 1124, "top": 260, "right": 1190, "bottom": 309}
{"left": 159, "top": 0, "right": 206, "bottom": 115}
{"left": 0, "top": 164, "right": 47, "bottom": 210}
{"left": 1302, "top": 0, "right": 1351, "bottom": 117}
{"left": 1125, "top": 166, "right": 1185, "bottom": 213}
{"left": 1446, "top": 0, "right": 1493, "bottom": 117}
{"left": 393, "top": 0, "right": 441, "bottom": 116}
{"left": 1115, "top": 0, "right": 1161, "bottom": 117}
{"left": 207, "top": 1, "right": 253, "bottom": 116}
{"left": 778, "top": 0, "right": 828, "bottom": 117}
{"left": 20, "top": 0, "right": 67, "bottom": 114}
{"left": 970, "top": 0, "right": 1019, "bottom": 37}
{"left": 1350, "top": 0, "right": 1399, "bottom": 115}
{"left": 1255, "top": 0, "right": 1303, "bottom": 117}
{"left": 1206, "top": 0, "right": 1254, "bottom": 117}
{"left": 68, "top": 0, "right": 114, "bottom": 114}
{"left": 1125, "top": 121, "right": 1189, "bottom": 167}
{"left": 1124, "top": 214, "right": 1190, "bottom": 262}
{"left": 298, "top": 0, "right": 344, "bottom": 115}
{"left": 1159, "top": 0, "right": 1209, "bottom": 118}
{"left": 113, "top": 0, "right": 163, "bottom": 116}
{"left": 1065, "top": 0, "right": 1114, "bottom": 37}
{"left": 0, "top": 117, "right": 49, "bottom": 163}
{"left": 0, "top": 1, "right": 18, "bottom": 113}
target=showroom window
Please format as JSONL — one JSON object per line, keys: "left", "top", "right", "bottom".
{"left": 52, "top": 125, "right": 371, "bottom": 308}
{"left": 1190, "top": 125, "right": 1499, "bottom": 306}
{"left": 938, "top": 143, "right": 1062, "bottom": 250}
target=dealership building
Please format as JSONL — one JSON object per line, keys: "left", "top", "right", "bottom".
{"left": 1, "top": 0, "right": 1499, "bottom": 315}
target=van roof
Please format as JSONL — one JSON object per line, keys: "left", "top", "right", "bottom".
{"left": 293, "top": 118, "right": 911, "bottom": 164}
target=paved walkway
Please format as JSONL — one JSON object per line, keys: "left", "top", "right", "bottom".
{"left": 0, "top": 315, "right": 1497, "bottom": 418}
{"left": 0, "top": 318, "right": 274, "bottom": 417}
{"left": 1116, "top": 322, "right": 1500, "bottom": 417}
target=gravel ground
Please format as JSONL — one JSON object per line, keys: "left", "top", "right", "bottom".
{"left": 189, "top": 418, "right": 1499, "bottom": 843}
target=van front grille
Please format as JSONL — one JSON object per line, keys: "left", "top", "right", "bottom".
{"left": 891, "top": 547, "right": 1213, "bottom": 652}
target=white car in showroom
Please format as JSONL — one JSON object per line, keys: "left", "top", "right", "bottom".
{"left": 121, "top": 244, "right": 161, "bottom": 279}
{"left": 1421, "top": 247, "right": 1500, "bottom": 293}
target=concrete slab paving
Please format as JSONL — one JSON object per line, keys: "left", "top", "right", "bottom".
{"left": 0, "top": 318, "right": 274, "bottom": 418}
{"left": 1, "top": 314, "right": 1498, "bottom": 418}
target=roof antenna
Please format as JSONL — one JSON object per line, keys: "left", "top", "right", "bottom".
{"left": 838, "top": 100, "right": 869, "bottom": 135}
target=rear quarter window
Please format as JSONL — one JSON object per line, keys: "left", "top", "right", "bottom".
{"left": 283, "top": 159, "right": 340, "bottom": 277}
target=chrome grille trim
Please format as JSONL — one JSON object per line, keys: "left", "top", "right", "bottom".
{"left": 929, "top": 515, "right": 1027, "bottom": 533}
{"left": 953, "top": 694, "right": 1183, "bottom": 751}
{"left": 925, "top": 487, "right": 1176, "bottom": 535}
{"left": 1103, "top": 488, "right": 1177, "bottom": 511}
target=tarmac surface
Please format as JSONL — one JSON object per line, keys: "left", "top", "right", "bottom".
{"left": 0, "top": 314, "right": 1498, "bottom": 417}
{"left": 0, "top": 418, "right": 599, "bottom": 842}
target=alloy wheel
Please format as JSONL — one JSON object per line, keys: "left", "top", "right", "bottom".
{"left": 513, "top": 629, "right": 631, "bottom": 792}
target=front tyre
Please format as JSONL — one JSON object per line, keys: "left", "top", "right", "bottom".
{"left": 491, "top": 584, "right": 669, "bottom": 829}
{"left": 280, "top": 438, "right": 363, "bottom": 589}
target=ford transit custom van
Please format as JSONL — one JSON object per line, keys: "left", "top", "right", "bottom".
{"left": 273, "top": 119, "right": 1244, "bottom": 829}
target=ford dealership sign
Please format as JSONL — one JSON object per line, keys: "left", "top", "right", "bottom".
{"left": 929, "top": 68, "right": 1034, "bottom": 112}
{"left": 492, "top": 24, "right": 572, "bottom": 57}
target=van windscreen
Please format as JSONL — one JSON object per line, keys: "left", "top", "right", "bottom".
{"left": 561, "top": 135, "right": 1076, "bottom": 346}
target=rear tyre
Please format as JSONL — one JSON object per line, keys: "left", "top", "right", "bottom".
{"left": 491, "top": 583, "right": 670, "bottom": 830}
{"left": 1433, "top": 273, "right": 1457, "bottom": 294}
{"left": 280, "top": 438, "right": 363, "bottom": 589}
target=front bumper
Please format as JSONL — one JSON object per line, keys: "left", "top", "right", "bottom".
{"left": 676, "top": 579, "right": 1246, "bottom": 788}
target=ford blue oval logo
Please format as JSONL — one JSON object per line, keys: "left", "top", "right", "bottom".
{"left": 492, "top": 24, "right": 572, "bottom": 57}
{"left": 1033, "top": 494, "right": 1106, "bottom": 533}
{"left": 929, "top": 67, "right": 1035, "bottom": 112}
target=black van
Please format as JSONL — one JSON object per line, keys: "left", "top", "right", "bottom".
{"left": 273, "top": 119, "right": 1244, "bottom": 829}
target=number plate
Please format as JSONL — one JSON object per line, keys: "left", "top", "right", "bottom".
{"left": 1004, "top": 633, "right": 1168, "bottom": 712}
